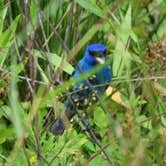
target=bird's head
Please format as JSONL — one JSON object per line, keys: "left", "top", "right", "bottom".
{"left": 84, "top": 44, "right": 107, "bottom": 65}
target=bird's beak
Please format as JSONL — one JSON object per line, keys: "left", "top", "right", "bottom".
{"left": 96, "top": 57, "right": 105, "bottom": 64}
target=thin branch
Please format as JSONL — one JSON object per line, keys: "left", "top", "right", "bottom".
{"left": 88, "top": 143, "right": 110, "bottom": 161}
{"left": 0, "top": 67, "right": 47, "bottom": 85}
{"left": 75, "top": 104, "right": 114, "bottom": 165}
{"left": 1, "top": 66, "right": 166, "bottom": 88}
{"left": 73, "top": 4, "right": 82, "bottom": 44}
{"left": 49, "top": 142, "right": 66, "bottom": 166}
{"left": 24, "top": 0, "right": 35, "bottom": 100}
{"left": 113, "top": 75, "right": 166, "bottom": 83}
{"left": 22, "top": 140, "right": 32, "bottom": 166}
{"left": 108, "top": 10, "right": 120, "bottom": 25}
{"left": 34, "top": 0, "right": 54, "bottom": 73}
{"left": 138, "top": 111, "right": 166, "bottom": 126}
{"left": 42, "top": 7, "right": 70, "bottom": 48}
{"left": 41, "top": 11, "right": 70, "bottom": 54}
{"left": 149, "top": 13, "right": 166, "bottom": 40}
{"left": 76, "top": 64, "right": 110, "bottom": 115}
{"left": 13, "top": 33, "right": 35, "bottom": 96}
{"left": 32, "top": 117, "right": 42, "bottom": 166}
{"left": 25, "top": 138, "right": 50, "bottom": 166}
{"left": 48, "top": 62, "right": 114, "bottom": 164}
{"left": 34, "top": 5, "right": 71, "bottom": 85}
{"left": 65, "top": 95, "right": 114, "bottom": 165}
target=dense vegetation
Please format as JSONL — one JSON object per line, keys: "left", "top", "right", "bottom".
{"left": 0, "top": 0, "right": 166, "bottom": 165}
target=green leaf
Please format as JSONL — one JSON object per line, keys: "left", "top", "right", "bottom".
{"left": 1, "top": 105, "right": 12, "bottom": 120}
{"left": 75, "top": 0, "right": 104, "bottom": 18}
{"left": 41, "top": 128, "right": 87, "bottom": 160}
{"left": 0, "top": 126, "right": 15, "bottom": 144}
{"left": 0, "top": 7, "right": 7, "bottom": 34}
{"left": 36, "top": 59, "right": 49, "bottom": 84}
{"left": 130, "top": 30, "right": 138, "bottom": 43}
{"left": 0, "top": 15, "right": 21, "bottom": 66}
{"left": 0, "top": 15, "right": 21, "bottom": 46}
{"left": 161, "top": 115, "right": 166, "bottom": 127}
{"left": 50, "top": 54, "right": 74, "bottom": 75}
{"left": 30, "top": 0, "right": 37, "bottom": 27}
{"left": 112, "top": 4, "right": 133, "bottom": 77}
{"left": 15, "top": 57, "right": 28, "bottom": 74}
{"left": 0, "top": 47, "right": 10, "bottom": 66}
{"left": 136, "top": 115, "right": 152, "bottom": 130}
{"left": 84, "top": 141, "right": 96, "bottom": 152}
{"left": 93, "top": 107, "right": 109, "bottom": 128}
{"left": 44, "top": 0, "right": 65, "bottom": 19}
{"left": 88, "top": 155, "right": 108, "bottom": 166}
{"left": 33, "top": 49, "right": 74, "bottom": 75}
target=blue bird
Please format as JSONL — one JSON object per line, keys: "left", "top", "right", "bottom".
{"left": 50, "top": 43, "right": 112, "bottom": 135}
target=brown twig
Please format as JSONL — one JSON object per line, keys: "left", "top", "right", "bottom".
{"left": 73, "top": 103, "right": 114, "bottom": 165}
{"left": 1, "top": 66, "right": 166, "bottom": 91}
{"left": 48, "top": 142, "right": 67, "bottom": 166}
{"left": 138, "top": 111, "right": 166, "bottom": 126}
{"left": 73, "top": 4, "right": 82, "bottom": 44}
{"left": 34, "top": 0, "right": 54, "bottom": 73}
{"left": 88, "top": 143, "right": 110, "bottom": 161}
{"left": 41, "top": 12, "right": 70, "bottom": 54}
{"left": 42, "top": 7, "right": 70, "bottom": 48}
{"left": 24, "top": 0, "right": 35, "bottom": 100}
{"left": 23, "top": 140, "right": 32, "bottom": 166}
{"left": 24, "top": 1, "right": 41, "bottom": 166}
{"left": 25, "top": 138, "right": 50, "bottom": 166}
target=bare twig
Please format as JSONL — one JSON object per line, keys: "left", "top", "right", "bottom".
{"left": 24, "top": 1, "right": 41, "bottom": 165}
{"left": 73, "top": 4, "right": 82, "bottom": 44}
{"left": 138, "top": 111, "right": 166, "bottom": 125}
{"left": 74, "top": 102, "right": 114, "bottom": 165}
{"left": 23, "top": 140, "right": 32, "bottom": 166}
{"left": 1, "top": 66, "right": 166, "bottom": 89}
{"left": 35, "top": 6, "right": 71, "bottom": 85}
{"left": 88, "top": 143, "right": 110, "bottom": 161}
{"left": 49, "top": 142, "right": 66, "bottom": 166}
{"left": 149, "top": 13, "right": 166, "bottom": 40}
{"left": 42, "top": 7, "right": 70, "bottom": 48}
{"left": 75, "top": 64, "right": 111, "bottom": 118}
{"left": 24, "top": 0, "right": 35, "bottom": 100}
{"left": 67, "top": 65, "right": 114, "bottom": 165}
{"left": 108, "top": 10, "right": 120, "bottom": 25}
{"left": 25, "top": 138, "right": 50, "bottom": 166}
{"left": 41, "top": 12, "right": 70, "bottom": 54}
{"left": 34, "top": 0, "right": 54, "bottom": 73}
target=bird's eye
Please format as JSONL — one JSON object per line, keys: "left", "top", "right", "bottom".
{"left": 89, "top": 50, "right": 96, "bottom": 56}
{"left": 103, "top": 49, "right": 107, "bottom": 55}
{"left": 89, "top": 51, "right": 102, "bottom": 57}
{"left": 89, "top": 50, "right": 107, "bottom": 57}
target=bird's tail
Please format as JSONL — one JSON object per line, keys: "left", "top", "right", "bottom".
{"left": 49, "top": 109, "right": 75, "bottom": 135}
{"left": 49, "top": 118, "right": 65, "bottom": 135}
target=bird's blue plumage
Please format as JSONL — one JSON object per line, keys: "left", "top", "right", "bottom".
{"left": 73, "top": 44, "right": 111, "bottom": 83}
{"left": 50, "top": 43, "right": 112, "bottom": 135}
{"left": 66, "top": 43, "right": 112, "bottom": 111}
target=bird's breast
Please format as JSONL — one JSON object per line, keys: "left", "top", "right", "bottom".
{"left": 66, "top": 65, "right": 112, "bottom": 110}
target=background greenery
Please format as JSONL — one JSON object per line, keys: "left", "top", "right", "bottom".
{"left": 0, "top": 0, "right": 166, "bottom": 165}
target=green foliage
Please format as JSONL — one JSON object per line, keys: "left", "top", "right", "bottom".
{"left": 33, "top": 49, "right": 74, "bottom": 75}
{"left": 0, "top": 7, "right": 20, "bottom": 66}
{"left": 112, "top": 4, "right": 138, "bottom": 77}
{"left": 0, "top": 0, "right": 166, "bottom": 165}
{"left": 75, "top": 0, "right": 105, "bottom": 18}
